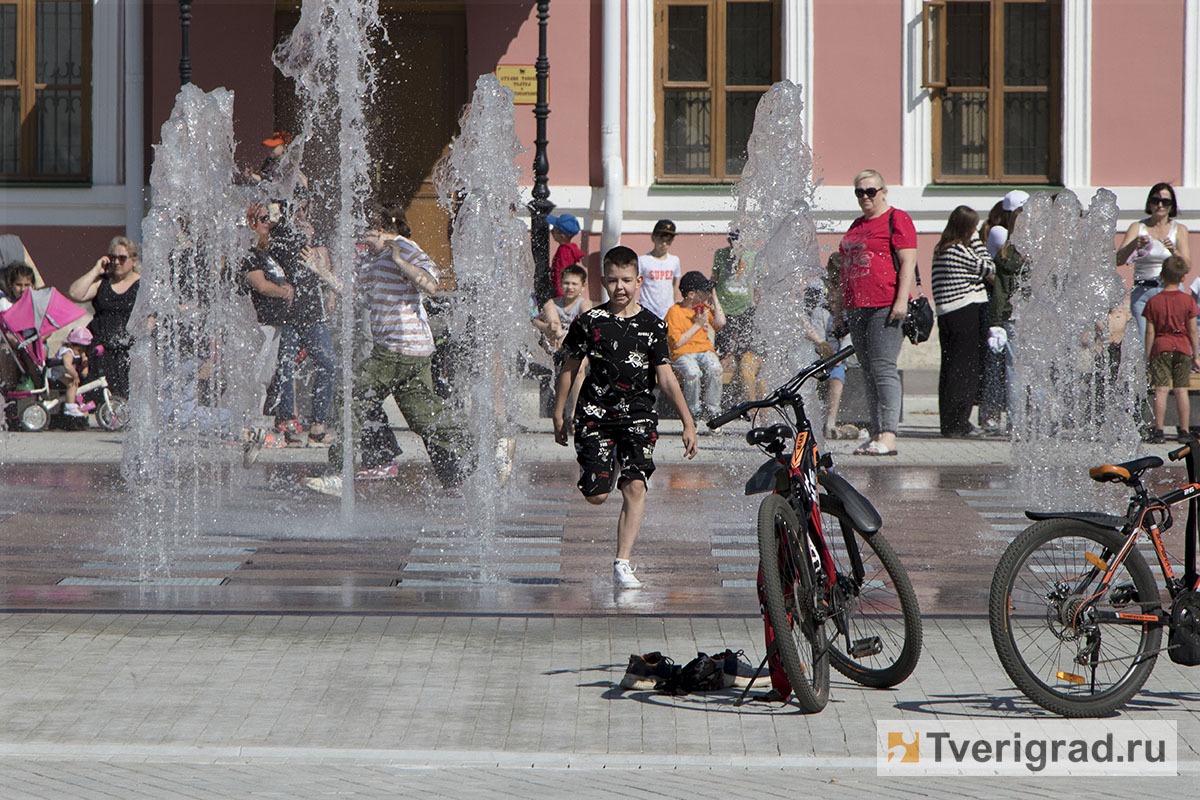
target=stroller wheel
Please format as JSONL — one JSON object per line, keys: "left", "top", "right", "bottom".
{"left": 96, "top": 395, "right": 129, "bottom": 432}
{"left": 20, "top": 402, "right": 49, "bottom": 432}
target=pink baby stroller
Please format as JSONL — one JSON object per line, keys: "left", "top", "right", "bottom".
{"left": 0, "top": 287, "right": 128, "bottom": 431}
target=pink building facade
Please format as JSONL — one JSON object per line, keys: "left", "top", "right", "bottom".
{"left": 2, "top": 0, "right": 1197, "bottom": 296}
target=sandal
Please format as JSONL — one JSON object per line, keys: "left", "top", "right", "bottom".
{"left": 854, "top": 440, "right": 899, "bottom": 456}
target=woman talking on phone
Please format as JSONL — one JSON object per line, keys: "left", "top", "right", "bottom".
{"left": 68, "top": 236, "right": 141, "bottom": 399}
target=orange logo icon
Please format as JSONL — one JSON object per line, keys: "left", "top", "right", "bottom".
{"left": 887, "top": 732, "right": 919, "bottom": 763}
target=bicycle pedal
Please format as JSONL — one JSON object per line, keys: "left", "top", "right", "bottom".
{"left": 848, "top": 636, "right": 882, "bottom": 658}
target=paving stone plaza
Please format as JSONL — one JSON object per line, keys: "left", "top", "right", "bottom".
{"left": 1, "top": 403, "right": 1197, "bottom": 796}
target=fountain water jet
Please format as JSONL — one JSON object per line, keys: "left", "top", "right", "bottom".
{"left": 433, "top": 75, "right": 533, "bottom": 580}
{"left": 1009, "top": 189, "right": 1144, "bottom": 511}
{"left": 121, "top": 84, "right": 259, "bottom": 577}
{"left": 273, "top": 0, "right": 382, "bottom": 519}
{"left": 730, "top": 80, "right": 826, "bottom": 424}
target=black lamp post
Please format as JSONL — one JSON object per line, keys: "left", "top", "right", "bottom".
{"left": 529, "top": 0, "right": 553, "bottom": 306}
{"left": 178, "top": 1, "right": 193, "bottom": 85}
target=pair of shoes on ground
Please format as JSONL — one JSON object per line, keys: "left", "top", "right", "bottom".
{"left": 618, "top": 649, "right": 758, "bottom": 691}
{"left": 853, "top": 440, "right": 898, "bottom": 456}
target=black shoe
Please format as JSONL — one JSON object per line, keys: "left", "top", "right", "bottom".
{"left": 1148, "top": 429, "right": 1167, "bottom": 444}
{"left": 710, "top": 648, "right": 760, "bottom": 689}
{"left": 618, "top": 651, "right": 678, "bottom": 690}
{"left": 1178, "top": 427, "right": 1191, "bottom": 443}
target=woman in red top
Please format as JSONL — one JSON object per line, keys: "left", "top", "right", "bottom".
{"left": 834, "top": 169, "right": 917, "bottom": 456}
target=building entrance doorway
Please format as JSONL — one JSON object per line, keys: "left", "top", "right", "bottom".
{"left": 273, "top": 5, "right": 467, "bottom": 284}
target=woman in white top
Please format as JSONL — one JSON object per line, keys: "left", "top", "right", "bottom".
{"left": 1117, "top": 183, "right": 1192, "bottom": 340}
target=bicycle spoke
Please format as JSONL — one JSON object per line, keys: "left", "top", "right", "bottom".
{"left": 991, "top": 520, "right": 1162, "bottom": 716}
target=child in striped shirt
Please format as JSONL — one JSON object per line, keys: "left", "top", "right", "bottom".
{"left": 302, "top": 203, "right": 473, "bottom": 496}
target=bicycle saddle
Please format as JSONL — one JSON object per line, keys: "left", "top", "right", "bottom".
{"left": 1088, "top": 456, "right": 1163, "bottom": 485}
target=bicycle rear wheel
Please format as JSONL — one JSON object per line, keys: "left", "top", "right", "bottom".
{"left": 757, "top": 494, "right": 830, "bottom": 712}
{"left": 822, "top": 510, "right": 922, "bottom": 688}
{"left": 989, "top": 519, "right": 1162, "bottom": 717}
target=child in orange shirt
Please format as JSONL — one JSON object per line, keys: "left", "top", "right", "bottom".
{"left": 665, "top": 270, "right": 726, "bottom": 421}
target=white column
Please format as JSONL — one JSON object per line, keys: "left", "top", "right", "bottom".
{"left": 1184, "top": 0, "right": 1199, "bottom": 187}
{"left": 124, "top": 0, "right": 145, "bottom": 242}
{"left": 600, "top": 0, "right": 623, "bottom": 254}
{"left": 626, "top": 0, "right": 655, "bottom": 187}
{"left": 781, "top": 0, "right": 813, "bottom": 144}
{"left": 901, "top": 0, "right": 931, "bottom": 188}
{"left": 1061, "top": 0, "right": 1092, "bottom": 189}
{"left": 91, "top": 0, "right": 121, "bottom": 185}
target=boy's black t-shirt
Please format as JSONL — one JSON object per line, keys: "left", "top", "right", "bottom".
{"left": 562, "top": 305, "right": 671, "bottom": 421}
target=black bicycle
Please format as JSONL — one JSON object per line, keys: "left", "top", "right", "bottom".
{"left": 708, "top": 345, "right": 922, "bottom": 711}
{"left": 990, "top": 436, "right": 1200, "bottom": 716}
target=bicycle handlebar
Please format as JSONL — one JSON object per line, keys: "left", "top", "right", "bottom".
{"left": 1170, "top": 443, "right": 1191, "bottom": 462}
{"left": 706, "top": 345, "right": 856, "bottom": 430}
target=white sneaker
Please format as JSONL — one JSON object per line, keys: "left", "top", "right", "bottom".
{"left": 63, "top": 402, "right": 86, "bottom": 418}
{"left": 242, "top": 427, "right": 266, "bottom": 468}
{"left": 613, "top": 559, "right": 644, "bottom": 588}
{"left": 302, "top": 474, "right": 343, "bottom": 497}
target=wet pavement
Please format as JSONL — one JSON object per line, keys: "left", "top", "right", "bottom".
{"left": 0, "top": 456, "right": 1021, "bottom": 618}
{"left": 2, "top": 414, "right": 1199, "bottom": 796}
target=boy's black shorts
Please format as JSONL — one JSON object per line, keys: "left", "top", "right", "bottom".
{"left": 574, "top": 416, "right": 658, "bottom": 497}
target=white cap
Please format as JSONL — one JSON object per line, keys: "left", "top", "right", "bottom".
{"left": 1002, "top": 190, "right": 1030, "bottom": 212}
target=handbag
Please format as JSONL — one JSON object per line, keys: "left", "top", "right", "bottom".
{"left": 888, "top": 210, "right": 934, "bottom": 345}
{"left": 902, "top": 296, "right": 934, "bottom": 344}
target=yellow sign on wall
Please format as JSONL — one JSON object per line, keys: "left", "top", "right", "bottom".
{"left": 495, "top": 65, "right": 540, "bottom": 105}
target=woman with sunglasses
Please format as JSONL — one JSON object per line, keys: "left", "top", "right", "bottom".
{"left": 831, "top": 169, "right": 917, "bottom": 456}
{"left": 68, "top": 235, "right": 142, "bottom": 399}
{"left": 1117, "top": 183, "right": 1191, "bottom": 341}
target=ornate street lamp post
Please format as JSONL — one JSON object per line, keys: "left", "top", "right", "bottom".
{"left": 178, "top": 1, "right": 193, "bottom": 85}
{"left": 529, "top": 0, "right": 553, "bottom": 306}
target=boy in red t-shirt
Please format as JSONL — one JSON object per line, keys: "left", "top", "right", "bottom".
{"left": 548, "top": 213, "right": 585, "bottom": 297}
{"left": 1143, "top": 255, "right": 1200, "bottom": 442}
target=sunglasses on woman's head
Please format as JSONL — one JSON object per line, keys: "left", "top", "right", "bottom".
{"left": 1149, "top": 197, "right": 1173, "bottom": 207}
{"left": 106, "top": 253, "right": 128, "bottom": 263}
{"left": 854, "top": 187, "right": 881, "bottom": 199}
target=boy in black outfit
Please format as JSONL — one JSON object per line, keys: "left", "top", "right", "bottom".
{"left": 553, "top": 245, "right": 698, "bottom": 588}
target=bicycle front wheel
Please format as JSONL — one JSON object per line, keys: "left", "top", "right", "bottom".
{"left": 823, "top": 511, "right": 922, "bottom": 688}
{"left": 989, "top": 519, "right": 1162, "bottom": 717}
{"left": 758, "top": 494, "right": 830, "bottom": 712}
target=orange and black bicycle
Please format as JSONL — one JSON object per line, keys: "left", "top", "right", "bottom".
{"left": 990, "top": 437, "right": 1200, "bottom": 717}
{"left": 708, "top": 345, "right": 922, "bottom": 711}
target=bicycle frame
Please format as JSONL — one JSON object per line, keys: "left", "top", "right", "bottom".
{"left": 1051, "top": 441, "right": 1200, "bottom": 631}
{"left": 732, "top": 360, "right": 876, "bottom": 620}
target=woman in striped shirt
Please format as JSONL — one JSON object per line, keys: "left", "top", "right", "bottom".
{"left": 931, "top": 205, "right": 994, "bottom": 438}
